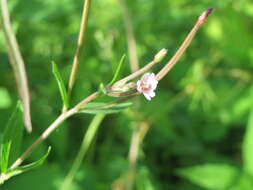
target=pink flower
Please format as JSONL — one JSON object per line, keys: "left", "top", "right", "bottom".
{"left": 137, "top": 73, "right": 158, "bottom": 101}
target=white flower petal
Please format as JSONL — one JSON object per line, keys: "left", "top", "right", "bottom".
{"left": 149, "top": 91, "right": 155, "bottom": 98}
{"left": 143, "top": 93, "right": 151, "bottom": 101}
{"left": 142, "top": 73, "right": 151, "bottom": 83}
{"left": 151, "top": 81, "right": 158, "bottom": 90}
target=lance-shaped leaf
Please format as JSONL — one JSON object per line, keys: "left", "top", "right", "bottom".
{"left": 0, "top": 102, "right": 23, "bottom": 174}
{"left": 52, "top": 62, "right": 69, "bottom": 110}
{"left": 79, "top": 102, "right": 132, "bottom": 114}
{"left": 109, "top": 54, "right": 126, "bottom": 86}
{"left": 0, "top": 147, "right": 51, "bottom": 184}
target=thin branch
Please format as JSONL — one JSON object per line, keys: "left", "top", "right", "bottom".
{"left": 0, "top": 0, "right": 32, "bottom": 132}
{"left": 107, "top": 89, "right": 138, "bottom": 97}
{"left": 118, "top": 0, "right": 139, "bottom": 72}
{"left": 10, "top": 91, "right": 100, "bottom": 169}
{"left": 68, "top": 0, "right": 91, "bottom": 97}
{"left": 75, "top": 91, "right": 100, "bottom": 110}
{"left": 10, "top": 108, "right": 77, "bottom": 169}
{"left": 155, "top": 24, "right": 199, "bottom": 81}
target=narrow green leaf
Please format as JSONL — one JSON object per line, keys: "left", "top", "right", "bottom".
{"left": 62, "top": 114, "right": 105, "bottom": 189}
{"left": 0, "top": 146, "right": 51, "bottom": 184}
{"left": 243, "top": 109, "right": 253, "bottom": 176}
{"left": 0, "top": 102, "right": 23, "bottom": 173}
{"left": 79, "top": 102, "right": 132, "bottom": 114}
{"left": 0, "top": 143, "right": 11, "bottom": 174}
{"left": 52, "top": 61, "right": 69, "bottom": 109}
{"left": 109, "top": 54, "right": 126, "bottom": 85}
{"left": 176, "top": 164, "right": 238, "bottom": 190}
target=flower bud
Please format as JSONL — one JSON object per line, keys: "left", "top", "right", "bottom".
{"left": 154, "top": 48, "right": 168, "bottom": 62}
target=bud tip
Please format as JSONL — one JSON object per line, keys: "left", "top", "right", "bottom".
{"left": 207, "top": 8, "right": 213, "bottom": 16}
{"left": 154, "top": 48, "right": 168, "bottom": 62}
{"left": 198, "top": 8, "right": 213, "bottom": 25}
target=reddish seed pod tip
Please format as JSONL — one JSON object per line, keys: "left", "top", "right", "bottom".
{"left": 198, "top": 8, "right": 213, "bottom": 25}
{"left": 207, "top": 8, "right": 213, "bottom": 16}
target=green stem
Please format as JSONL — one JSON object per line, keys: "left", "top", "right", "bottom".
{"left": 61, "top": 114, "right": 105, "bottom": 190}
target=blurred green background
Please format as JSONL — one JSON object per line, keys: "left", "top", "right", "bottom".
{"left": 1, "top": 0, "right": 253, "bottom": 189}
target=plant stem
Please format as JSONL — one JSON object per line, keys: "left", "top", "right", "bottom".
{"left": 61, "top": 114, "right": 105, "bottom": 190}
{"left": 75, "top": 91, "right": 100, "bottom": 110}
{"left": 155, "top": 24, "right": 199, "bottom": 81}
{"left": 155, "top": 9, "right": 212, "bottom": 81}
{"left": 68, "top": 0, "right": 91, "bottom": 97}
{"left": 0, "top": 0, "right": 32, "bottom": 132}
{"left": 10, "top": 91, "right": 100, "bottom": 169}
{"left": 10, "top": 108, "right": 76, "bottom": 169}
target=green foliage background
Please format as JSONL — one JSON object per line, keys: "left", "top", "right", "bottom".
{"left": 1, "top": 0, "right": 253, "bottom": 189}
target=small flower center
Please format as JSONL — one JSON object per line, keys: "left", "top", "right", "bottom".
{"left": 141, "top": 82, "right": 151, "bottom": 90}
